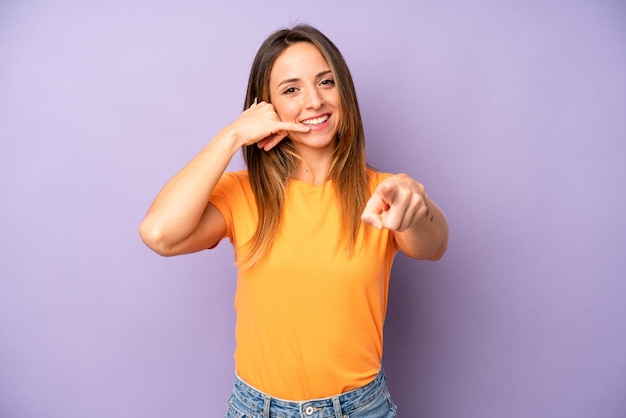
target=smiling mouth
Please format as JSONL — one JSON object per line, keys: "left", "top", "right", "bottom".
{"left": 300, "top": 114, "right": 329, "bottom": 127}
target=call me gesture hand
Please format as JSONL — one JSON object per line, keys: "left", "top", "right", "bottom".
{"left": 233, "top": 100, "right": 310, "bottom": 151}
{"left": 361, "top": 174, "right": 448, "bottom": 261}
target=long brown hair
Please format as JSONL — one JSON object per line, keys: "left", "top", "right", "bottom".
{"left": 240, "top": 24, "right": 370, "bottom": 268}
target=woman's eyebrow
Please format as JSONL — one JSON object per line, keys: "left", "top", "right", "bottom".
{"left": 276, "top": 70, "right": 332, "bottom": 88}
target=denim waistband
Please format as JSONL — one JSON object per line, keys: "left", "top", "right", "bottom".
{"left": 231, "top": 369, "right": 389, "bottom": 417}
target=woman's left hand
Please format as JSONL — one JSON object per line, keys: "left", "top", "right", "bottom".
{"left": 361, "top": 174, "right": 428, "bottom": 231}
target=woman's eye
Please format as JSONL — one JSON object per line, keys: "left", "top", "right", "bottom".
{"left": 320, "top": 78, "right": 335, "bottom": 86}
{"left": 283, "top": 87, "right": 297, "bottom": 95}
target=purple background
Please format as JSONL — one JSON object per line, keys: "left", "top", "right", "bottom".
{"left": 1, "top": 1, "right": 625, "bottom": 417}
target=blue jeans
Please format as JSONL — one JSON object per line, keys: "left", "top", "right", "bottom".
{"left": 226, "top": 369, "right": 397, "bottom": 417}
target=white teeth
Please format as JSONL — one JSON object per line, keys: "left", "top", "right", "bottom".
{"left": 301, "top": 115, "right": 329, "bottom": 126}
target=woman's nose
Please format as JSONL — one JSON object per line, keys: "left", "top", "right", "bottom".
{"left": 305, "top": 88, "right": 323, "bottom": 109}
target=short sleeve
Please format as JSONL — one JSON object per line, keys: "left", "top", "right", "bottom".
{"left": 208, "top": 171, "right": 242, "bottom": 243}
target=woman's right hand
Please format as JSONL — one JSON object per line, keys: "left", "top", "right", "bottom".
{"left": 228, "top": 100, "right": 310, "bottom": 151}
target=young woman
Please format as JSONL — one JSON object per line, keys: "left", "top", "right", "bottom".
{"left": 140, "top": 24, "right": 448, "bottom": 418}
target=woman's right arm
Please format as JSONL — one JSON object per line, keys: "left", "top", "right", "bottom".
{"left": 139, "top": 102, "right": 309, "bottom": 256}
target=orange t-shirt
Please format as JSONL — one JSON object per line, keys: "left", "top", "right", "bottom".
{"left": 209, "top": 170, "right": 398, "bottom": 400}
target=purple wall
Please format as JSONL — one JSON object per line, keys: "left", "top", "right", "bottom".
{"left": 1, "top": 1, "right": 625, "bottom": 417}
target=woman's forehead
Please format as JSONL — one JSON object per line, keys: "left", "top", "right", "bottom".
{"left": 270, "top": 43, "right": 331, "bottom": 84}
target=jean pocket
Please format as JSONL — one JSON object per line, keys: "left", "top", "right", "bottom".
{"left": 226, "top": 394, "right": 252, "bottom": 418}
{"left": 346, "top": 389, "right": 397, "bottom": 417}
{"left": 383, "top": 387, "right": 398, "bottom": 416}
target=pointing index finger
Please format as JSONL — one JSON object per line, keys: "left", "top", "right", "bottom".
{"left": 361, "top": 191, "right": 386, "bottom": 229}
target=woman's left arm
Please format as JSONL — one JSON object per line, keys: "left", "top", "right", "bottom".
{"left": 361, "top": 174, "right": 448, "bottom": 260}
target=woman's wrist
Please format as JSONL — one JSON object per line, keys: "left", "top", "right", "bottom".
{"left": 212, "top": 124, "right": 246, "bottom": 156}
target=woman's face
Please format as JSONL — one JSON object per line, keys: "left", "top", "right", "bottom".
{"left": 269, "top": 42, "right": 341, "bottom": 157}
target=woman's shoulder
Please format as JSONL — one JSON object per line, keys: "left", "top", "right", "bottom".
{"left": 213, "top": 170, "right": 251, "bottom": 195}
{"left": 220, "top": 169, "right": 250, "bottom": 184}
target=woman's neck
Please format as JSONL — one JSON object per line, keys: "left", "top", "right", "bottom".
{"left": 295, "top": 163, "right": 326, "bottom": 185}
{"left": 293, "top": 150, "right": 332, "bottom": 185}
